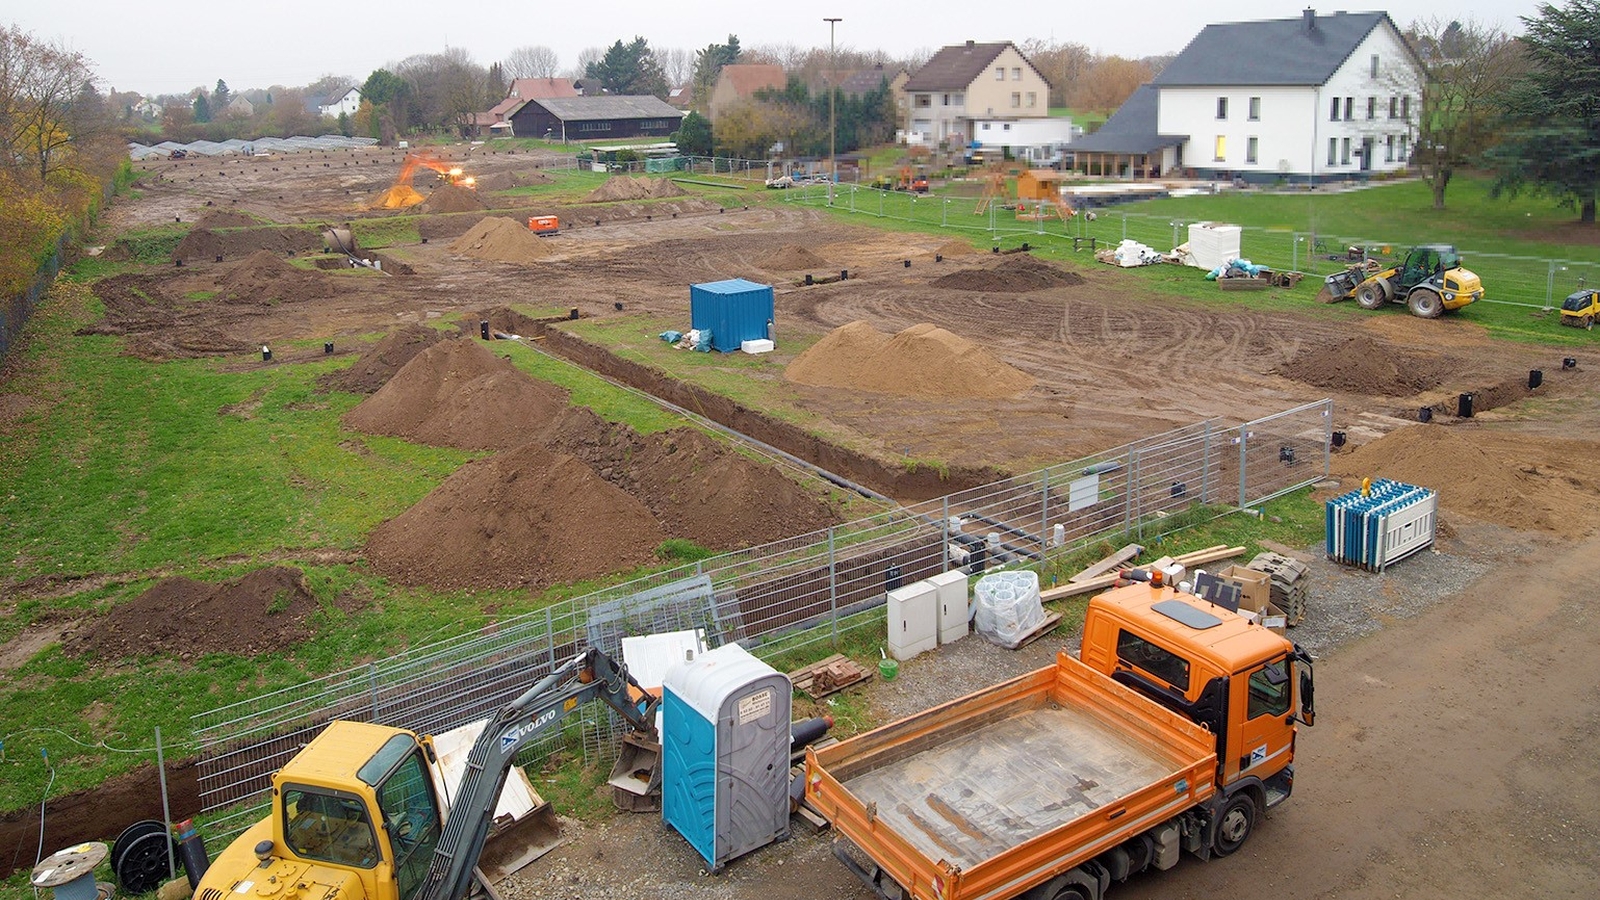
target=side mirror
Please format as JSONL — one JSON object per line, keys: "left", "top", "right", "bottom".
{"left": 1298, "top": 669, "right": 1316, "bottom": 727}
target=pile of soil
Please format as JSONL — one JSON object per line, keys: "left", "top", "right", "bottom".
{"left": 173, "top": 226, "right": 321, "bottom": 261}
{"left": 367, "top": 446, "right": 669, "bottom": 591}
{"left": 61, "top": 567, "right": 351, "bottom": 659}
{"left": 763, "top": 244, "right": 830, "bottom": 270}
{"left": 418, "top": 213, "right": 487, "bottom": 240}
{"left": 371, "top": 185, "right": 425, "bottom": 209}
{"left": 343, "top": 338, "right": 570, "bottom": 450}
{"left": 1329, "top": 426, "right": 1594, "bottom": 533}
{"left": 421, "top": 184, "right": 489, "bottom": 213}
{"left": 476, "top": 171, "right": 556, "bottom": 191}
{"left": 219, "top": 250, "right": 336, "bottom": 302}
{"left": 1275, "top": 335, "right": 1454, "bottom": 396}
{"left": 930, "top": 255, "right": 1088, "bottom": 292}
{"left": 585, "top": 176, "right": 688, "bottom": 202}
{"left": 469, "top": 306, "right": 557, "bottom": 338}
{"left": 936, "top": 240, "right": 980, "bottom": 256}
{"left": 192, "top": 210, "right": 260, "bottom": 228}
{"left": 785, "top": 321, "right": 1036, "bottom": 398}
{"left": 449, "top": 217, "right": 553, "bottom": 264}
{"left": 318, "top": 324, "right": 444, "bottom": 394}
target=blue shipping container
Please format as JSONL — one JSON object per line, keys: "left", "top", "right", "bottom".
{"left": 689, "top": 279, "right": 774, "bottom": 353}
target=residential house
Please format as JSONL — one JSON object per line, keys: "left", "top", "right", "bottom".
{"left": 900, "top": 41, "right": 1052, "bottom": 147}
{"left": 1062, "top": 85, "right": 1185, "bottom": 178}
{"left": 317, "top": 87, "right": 361, "bottom": 119}
{"left": 708, "top": 64, "right": 785, "bottom": 123}
{"left": 507, "top": 95, "right": 686, "bottom": 142}
{"left": 839, "top": 64, "right": 910, "bottom": 126}
{"left": 473, "top": 78, "right": 581, "bottom": 137}
{"left": 1069, "top": 9, "right": 1425, "bottom": 182}
{"left": 224, "top": 95, "right": 255, "bottom": 118}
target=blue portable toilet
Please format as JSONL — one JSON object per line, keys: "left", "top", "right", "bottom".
{"left": 689, "top": 279, "right": 774, "bottom": 353}
{"left": 661, "top": 643, "right": 791, "bottom": 870}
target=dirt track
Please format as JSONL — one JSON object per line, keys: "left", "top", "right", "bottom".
{"left": 7, "top": 148, "right": 1600, "bottom": 895}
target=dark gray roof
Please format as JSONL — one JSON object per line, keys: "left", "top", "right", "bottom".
{"left": 905, "top": 42, "right": 1030, "bottom": 91}
{"left": 1064, "top": 85, "right": 1185, "bottom": 154}
{"left": 1153, "top": 11, "right": 1397, "bottom": 86}
{"left": 531, "top": 95, "right": 686, "bottom": 121}
{"left": 839, "top": 66, "right": 899, "bottom": 95}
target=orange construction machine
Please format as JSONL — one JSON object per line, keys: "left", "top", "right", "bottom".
{"left": 373, "top": 153, "right": 476, "bottom": 209}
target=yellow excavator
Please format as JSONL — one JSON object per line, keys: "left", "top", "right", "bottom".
{"left": 191, "top": 648, "right": 658, "bottom": 900}
{"left": 1321, "top": 244, "right": 1483, "bottom": 318}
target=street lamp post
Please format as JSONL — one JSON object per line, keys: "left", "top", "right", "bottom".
{"left": 825, "top": 16, "right": 841, "bottom": 205}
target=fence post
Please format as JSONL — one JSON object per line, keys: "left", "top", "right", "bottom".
{"left": 1039, "top": 471, "right": 1050, "bottom": 552}
{"left": 1122, "top": 213, "right": 1128, "bottom": 243}
{"left": 368, "top": 662, "right": 380, "bottom": 721}
{"left": 1123, "top": 448, "right": 1138, "bottom": 537}
{"left": 941, "top": 497, "right": 951, "bottom": 573}
{"left": 1292, "top": 232, "right": 1300, "bottom": 273}
{"left": 1238, "top": 429, "right": 1250, "bottom": 510}
{"left": 156, "top": 727, "right": 177, "bottom": 881}
{"left": 879, "top": 191, "right": 884, "bottom": 218}
{"left": 1546, "top": 260, "right": 1556, "bottom": 310}
{"left": 942, "top": 198, "right": 948, "bottom": 228}
{"left": 545, "top": 606, "right": 556, "bottom": 666}
{"left": 1322, "top": 399, "right": 1334, "bottom": 479}
{"left": 1201, "top": 420, "right": 1213, "bottom": 504}
{"left": 827, "top": 526, "right": 839, "bottom": 645}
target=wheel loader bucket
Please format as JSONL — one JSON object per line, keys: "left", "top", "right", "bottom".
{"left": 606, "top": 733, "right": 662, "bottom": 812}
{"left": 1321, "top": 268, "right": 1360, "bottom": 301}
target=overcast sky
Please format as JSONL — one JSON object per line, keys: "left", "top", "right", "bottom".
{"left": 9, "top": 1, "right": 1546, "bottom": 97}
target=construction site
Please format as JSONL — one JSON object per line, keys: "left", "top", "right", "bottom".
{"left": 3, "top": 142, "right": 1599, "bottom": 900}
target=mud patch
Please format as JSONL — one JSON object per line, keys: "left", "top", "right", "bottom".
{"left": 1276, "top": 334, "right": 1456, "bottom": 396}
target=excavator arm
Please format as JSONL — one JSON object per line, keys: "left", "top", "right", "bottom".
{"left": 412, "top": 647, "right": 657, "bottom": 900}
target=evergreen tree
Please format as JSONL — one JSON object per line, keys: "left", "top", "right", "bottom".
{"left": 673, "top": 111, "right": 712, "bottom": 155}
{"left": 192, "top": 91, "right": 211, "bottom": 123}
{"left": 586, "top": 37, "right": 668, "bottom": 97}
{"left": 214, "top": 79, "right": 230, "bottom": 109}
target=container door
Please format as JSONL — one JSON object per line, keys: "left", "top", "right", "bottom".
{"left": 716, "top": 677, "right": 791, "bottom": 864}
{"left": 1228, "top": 657, "right": 1294, "bottom": 785}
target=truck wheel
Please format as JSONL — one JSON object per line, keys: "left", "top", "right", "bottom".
{"left": 1355, "top": 281, "right": 1388, "bottom": 309}
{"left": 1408, "top": 289, "right": 1444, "bottom": 318}
{"left": 1212, "top": 794, "right": 1256, "bottom": 856}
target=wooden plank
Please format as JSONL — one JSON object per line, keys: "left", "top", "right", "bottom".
{"left": 1068, "top": 543, "right": 1143, "bottom": 583}
{"left": 1040, "top": 545, "right": 1244, "bottom": 603}
{"left": 1005, "top": 611, "right": 1063, "bottom": 650}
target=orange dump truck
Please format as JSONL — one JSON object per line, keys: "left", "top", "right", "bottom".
{"left": 804, "top": 576, "right": 1316, "bottom": 900}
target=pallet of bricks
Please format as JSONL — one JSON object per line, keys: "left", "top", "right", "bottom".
{"left": 1247, "top": 551, "right": 1309, "bottom": 627}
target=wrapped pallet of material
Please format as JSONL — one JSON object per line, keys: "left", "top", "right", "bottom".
{"left": 1187, "top": 222, "right": 1243, "bottom": 270}
{"left": 973, "top": 570, "right": 1043, "bottom": 650}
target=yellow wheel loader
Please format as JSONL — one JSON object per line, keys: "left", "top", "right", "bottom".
{"left": 1322, "top": 244, "right": 1483, "bottom": 318}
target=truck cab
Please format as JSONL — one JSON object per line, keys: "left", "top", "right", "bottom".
{"left": 197, "top": 721, "right": 443, "bottom": 900}
{"left": 1079, "top": 581, "right": 1314, "bottom": 827}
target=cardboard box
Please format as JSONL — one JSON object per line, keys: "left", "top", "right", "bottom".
{"left": 1240, "top": 600, "right": 1289, "bottom": 636}
{"left": 1215, "top": 565, "right": 1272, "bottom": 614}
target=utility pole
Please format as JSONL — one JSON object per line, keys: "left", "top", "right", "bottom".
{"left": 825, "top": 16, "right": 841, "bottom": 205}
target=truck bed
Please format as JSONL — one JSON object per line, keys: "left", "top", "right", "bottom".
{"left": 806, "top": 652, "right": 1218, "bottom": 900}
{"left": 841, "top": 702, "right": 1174, "bottom": 869}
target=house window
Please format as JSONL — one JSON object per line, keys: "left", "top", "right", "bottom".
{"left": 1328, "top": 138, "right": 1338, "bottom": 165}
{"left": 1011, "top": 92, "right": 1021, "bottom": 108}
{"left": 915, "top": 94, "right": 932, "bottom": 108}
{"left": 1246, "top": 136, "right": 1258, "bottom": 164}
{"left": 1214, "top": 135, "right": 1226, "bottom": 161}
{"left": 1341, "top": 137, "right": 1351, "bottom": 164}
{"left": 1248, "top": 97, "right": 1260, "bottom": 120}
{"left": 1399, "top": 134, "right": 1409, "bottom": 160}
{"left": 1026, "top": 91, "right": 1036, "bottom": 108}
{"left": 1370, "top": 54, "right": 1380, "bottom": 78}
{"left": 1216, "top": 97, "right": 1228, "bottom": 120}
{"left": 1389, "top": 96, "right": 1398, "bottom": 118}
{"left": 1367, "top": 97, "right": 1376, "bottom": 119}
{"left": 1012, "top": 67, "right": 1021, "bottom": 80}
{"left": 1003, "top": 123, "right": 1011, "bottom": 131}
{"left": 981, "top": 123, "right": 990, "bottom": 130}
{"left": 952, "top": 93, "right": 964, "bottom": 106}
{"left": 1386, "top": 134, "right": 1395, "bottom": 162}
{"left": 1344, "top": 97, "right": 1353, "bottom": 121}
{"left": 1330, "top": 97, "right": 1340, "bottom": 121}
{"left": 995, "top": 67, "right": 1005, "bottom": 80}
{"left": 1401, "top": 95, "right": 1411, "bottom": 119}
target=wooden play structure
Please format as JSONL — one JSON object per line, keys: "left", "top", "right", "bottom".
{"left": 1014, "top": 169, "right": 1076, "bottom": 222}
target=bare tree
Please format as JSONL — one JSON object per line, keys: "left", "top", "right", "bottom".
{"left": 0, "top": 25, "right": 96, "bottom": 183}
{"left": 1020, "top": 38, "right": 1094, "bottom": 109}
{"left": 566, "top": 47, "right": 605, "bottom": 85}
{"left": 504, "top": 45, "right": 559, "bottom": 80}
{"left": 1070, "top": 56, "right": 1152, "bottom": 115}
{"left": 1404, "top": 17, "right": 1525, "bottom": 209}
{"left": 656, "top": 46, "right": 693, "bottom": 86}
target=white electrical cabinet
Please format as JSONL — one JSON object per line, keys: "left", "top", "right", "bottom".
{"left": 925, "top": 570, "right": 970, "bottom": 645}
{"left": 886, "top": 581, "right": 938, "bottom": 661}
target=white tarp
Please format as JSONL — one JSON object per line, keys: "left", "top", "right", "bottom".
{"left": 1187, "top": 222, "right": 1242, "bottom": 270}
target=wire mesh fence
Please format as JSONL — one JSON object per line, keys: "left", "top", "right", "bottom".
{"left": 190, "top": 399, "right": 1332, "bottom": 838}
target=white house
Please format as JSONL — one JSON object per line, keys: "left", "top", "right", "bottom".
{"left": 901, "top": 41, "right": 1052, "bottom": 148}
{"left": 1068, "top": 10, "right": 1424, "bottom": 182}
{"left": 317, "top": 87, "right": 361, "bottom": 119}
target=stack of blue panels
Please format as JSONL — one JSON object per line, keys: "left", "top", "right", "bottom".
{"left": 1325, "top": 479, "right": 1436, "bottom": 572}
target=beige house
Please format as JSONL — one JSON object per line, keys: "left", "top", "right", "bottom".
{"left": 901, "top": 41, "right": 1051, "bottom": 146}
{"left": 708, "top": 64, "right": 785, "bottom": 123}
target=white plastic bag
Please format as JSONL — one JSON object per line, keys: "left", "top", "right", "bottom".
{"left": 973, "top": 571, "right": 1044, "bottom": 649}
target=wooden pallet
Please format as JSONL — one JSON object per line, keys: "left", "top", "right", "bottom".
{"left": 789, "top": 654, "right": 873, "bottom": 699}
{"left": 999, "top": 611, "right": 1063, "bottom": 651}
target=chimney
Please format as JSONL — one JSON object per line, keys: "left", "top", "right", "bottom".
{"left": 1304, "top": 8, "right": 1316, "bottom": 30}
{"left": 966, "top": 40, "right": 975, "bottom": 50}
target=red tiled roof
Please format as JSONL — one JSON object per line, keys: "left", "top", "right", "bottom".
{"left": 718, "top": 64, "right": 785, "bottom": 98}
{"left": 507, "top": 77, "right": 578, "bottom": 100}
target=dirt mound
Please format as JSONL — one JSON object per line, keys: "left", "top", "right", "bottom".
{"left": 930, "top": 254, "right": 1087, "bottom": 292}
{"left": 585, "top": 176, "right": 688, "bottom": 202}
{"left": 449, "top": 216, "right": 553, "bottom": 264}
{"left": 477, "top": 171, "right": 556, "bottom": 191}
{"left": 421, "top": 184, "right": 489, "bottom": 213}
{"left": 1329, "top": 426, "right": 1596, "bottom": 533}
{"left": 763, "top": 244, "right": 830, "bottom": 270}
{"left": 366, "top": 447, "right": 669, "bottom": 591}
{"left": 418, "top": 213, "right": 487, "bottom": 240}
{"left": 343, "top": 338, "right": 569, "bottom": 450}
{"left": 318, "top": 324, "right": 445, "bottom": 394}
{"left": 371, "top": 184, "right": 425, "bottom": 209}
{"left": 174, "top": 226, "right": 321, "bottom": 261}
{"left": 785, "top": 321, "right": 1035, "bottom": 398}
{"left": 219, "top": 250, "right": 336, "bottom": 302}
{"left": 192, "top": 210, "right": 259, "bottom": 228}
{"left": 61, "top": 567, "right": 352, "bottom": 659}
{"left": 1275, "top": 335, "right": 1454, "bottom": 396}
{"left": 936, "top": 240, "right": 980, "bottom": 256}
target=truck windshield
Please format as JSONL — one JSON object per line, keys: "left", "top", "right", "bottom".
{"left": 283, "top": 787, "right": 378, "bottom": 868}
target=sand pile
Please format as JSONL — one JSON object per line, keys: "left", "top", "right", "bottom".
{"left": 1329, "top": 426, "right": 1595, "bottom": 533}
{"left": 219, "top": 250, "right": 336, "bottom": 302}
{"left": 343, "top": 338, "right": 569, "bottom": 450}
{"left": 785, "top": 321, "right": 1035, "bottom": 398}
{"left": 193, "top": 210, "right": 260, "bottom": 228}
{"left": 318, "top": 324, "right": 444, "bottom": 394}
{"left": 449, "top": 217, "right": 553, "bottom": 264}
{"left": 936, "top": 240, "right": 980, "bottom": 256}
{"left": 421, "top": 184, "right": 489, "bottom": 213}
{"left": 1275, "top": 335, "right": 1453, "bottom": 396}
{"left": 585, "top": 176, "right": 688, "bottom": 202}
{"left": 930, "top": 255, "right": 1088, "bottom": 292}
{"left": 763, "top": 244, "right": 830, "bottom": 270}
{"left": 372, "top": 184, "right": 425, "bottom": 209}
{"left": 477, "top": 171, "right": 556, "bottom": 191}
{"left": 62, "top": 567, "right": 353, "bottom": 659}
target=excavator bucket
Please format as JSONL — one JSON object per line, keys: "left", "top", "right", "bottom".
{"left": 476, "top": 790, "right": 564, "bottom": 884}
{"left": 606, "top": 733, "right": 663, "bottom": 812}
